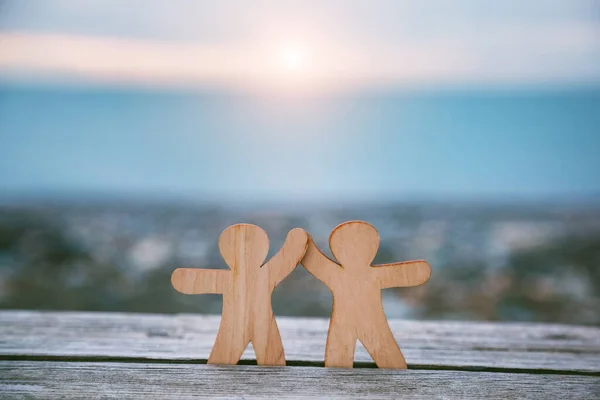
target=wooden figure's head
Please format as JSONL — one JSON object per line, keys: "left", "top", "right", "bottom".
{"left": 329, "top": 221, "right": 380, "bottom": 269}
{"left": 218, "top": 224, "right": 269, "bottom": 270}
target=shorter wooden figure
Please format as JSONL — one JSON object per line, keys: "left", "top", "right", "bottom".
{"left": 301, "top": 221, "right": 431, "bottom": 369}
{"left": 171, "top": 224, "right": 308, "bottom": 366}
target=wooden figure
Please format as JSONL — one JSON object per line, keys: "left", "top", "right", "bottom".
{"left": 171, "top": 224, "right": 308, "bottom": 366}
{"left": 300, "top": 220, "right": 431, "bottom": 369}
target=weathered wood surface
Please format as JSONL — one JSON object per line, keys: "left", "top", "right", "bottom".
{"left": 1, "top": 361, "right": 599, "bottom": 399}
{"left": 1, "top": 311, "right": 599, "bottom": 373}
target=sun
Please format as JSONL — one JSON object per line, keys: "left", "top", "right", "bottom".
{"left": 280, "top": 44, "right": 307, "bottom": 72}
{"left": 270, "top": 41, "right": 323, "bottom": 91}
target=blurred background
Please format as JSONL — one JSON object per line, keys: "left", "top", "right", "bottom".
{"left": 0, "top": 1, "right": 599, "bottom": 325}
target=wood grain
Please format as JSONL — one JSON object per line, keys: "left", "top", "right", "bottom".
{"left": 1, "top": 361, "right": 599, "bottom": 399}
{"left": 1, "top": 311, "right": 599, "bottom": 373}
{"left": 171, "top": 224, "right": 308, "bottom": 366}
{"left": 301, "top": 221, "right": 431, "bottom": 368}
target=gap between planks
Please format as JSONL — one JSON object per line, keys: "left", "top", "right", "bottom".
{"left": 1, "top": 354, "right": 599, "bottom": 377}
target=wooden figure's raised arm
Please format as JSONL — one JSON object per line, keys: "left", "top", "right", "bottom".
{"left": 171, "top": 268, "right": 231, "bottom": 294}
{"left": 300, "top": 234, "right": 342, "bottom": 286}
{"left": 372, "top": 260, "right": 431, "bottom": 289}
{"left": 264, "top": 228, "right": 309, "bottom": 289}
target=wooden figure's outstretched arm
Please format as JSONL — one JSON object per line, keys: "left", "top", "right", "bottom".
{"left": 372, "top": 260, "right": 431, "bottom": 289}
{"left": 264, "top": 228, "right": 309, "bottom": 289}
{"left": 171, "top": 268, "right": 231, "bottom": 294}
{"left": 300, "top": 234, "right": 342, "bottom": 287}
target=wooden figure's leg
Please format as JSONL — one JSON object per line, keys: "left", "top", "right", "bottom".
{"left": 253, "top": 317, "right": 286, "bottom": 366}
{"left": 208, "top": 318, "right": 250, "bottom": 365}
{"left": 324, "top": 315, "right": 357, "bottom": 368}
{"left": 357, "top": 316, "right": 407, "bottom": 369}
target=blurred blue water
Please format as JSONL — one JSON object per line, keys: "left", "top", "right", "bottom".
{"left": 0, "top": 85, "right": 599, "bottom": 201}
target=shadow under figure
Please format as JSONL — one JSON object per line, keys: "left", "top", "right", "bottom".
{"left": 171, "top": 224, "right": 308, "bottom": 366}
{"left": 301, "top": 220, "right": 431, "bottom": 369}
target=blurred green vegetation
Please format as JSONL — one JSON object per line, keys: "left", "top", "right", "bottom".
{"left": 406, "top": 234, "right": 600, "bottom": 324}
{"left": 0, "top": 207, "right": 598, "bottom": 325}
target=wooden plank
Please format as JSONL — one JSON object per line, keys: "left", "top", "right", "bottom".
{"left": 1, "top": 361, "right": 599, "bottom": 399}
{"left": 1, "top": 311, "right": 599, "bottom": 373}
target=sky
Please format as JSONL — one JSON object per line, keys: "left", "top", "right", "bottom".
{"left": 1, "top": 0, "right": 599, "bottom": 91}
{"left": 0, "top": 1, "right": 599, "bottom": 202}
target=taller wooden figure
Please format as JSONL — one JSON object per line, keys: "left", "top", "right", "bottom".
{"left": 301, "top": 221, "right": 431, "bottom": 369}
{"left": 171, "top": 224, "right": 308, "bottom": 366}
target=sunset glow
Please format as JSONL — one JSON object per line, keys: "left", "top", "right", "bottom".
{"left": 0, "top": 1, "right": 597, "bottom": 92}
{"left": 281, "top": 45, "right": 306, "bottom": 72}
